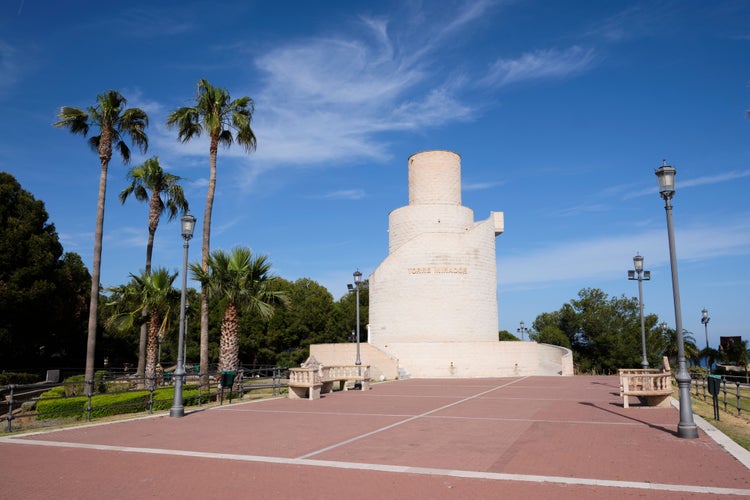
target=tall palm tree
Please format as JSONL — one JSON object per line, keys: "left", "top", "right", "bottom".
{"left": 107, "top": 268, "right": 178, "bottom": 385}
{"left": 659, "top": 326, "right": 699, "bottom": 368}
{"left": 167, "top": 79, "right": 257, "bottom": 382}
{"left": 54, "top": 90, "right": 148, "bottom": 387}
{"left": 119, "top": 156, "right": 189, "bottom": 378}
{"left": 190, "top": 247, "right": 287, "bottom": 374}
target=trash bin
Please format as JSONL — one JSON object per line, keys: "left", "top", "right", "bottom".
{"left": 220, "top": 371, "right": 236, "bottom": 387}
{"left": 219, "top": 371, "right": 237, "bottom": 405}
{"left": 164, "top": 371, "right": 173, "bottom": 384}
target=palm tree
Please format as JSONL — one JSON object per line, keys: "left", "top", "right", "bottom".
{"left": 725, "top": 339, "right": 750, "bottom": 382}
{"left": 107, "top": 268, "right": 178, "bottom": 385}
{"left": 54, "top": 90, "right": 148, "bottom": 387}
{"left": 167, "top": 79, "right": 257, "bottom": 382}
{"left": 190, "top": 247, "right": 287, "bottom": 374}
{"left": 119, "top": 157, "right": 189, "bottom": 378}
{"left": 699, "top": 347, "right": 725, "bottom": 374}
{"left": 659, "top": 326, "right": 699, "bottom": 369}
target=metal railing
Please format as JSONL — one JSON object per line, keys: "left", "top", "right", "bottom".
{"left": 1, "top": 366, "right": 288, "bottom": 434}
{"left": 690, "top": 373, "right": 750, "bottom": 417}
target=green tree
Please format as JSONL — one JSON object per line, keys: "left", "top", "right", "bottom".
{"left": 0, "top": 173, "right": 90, "bottom": 369}
{"left": 498, "top": 330, "right": 519, "bottom": 341}
{"left": 533, "top": 288, "right": 652, "bottom": 374}
{"left": 724, "top": 339, "right": 749, "bottom": 382}
{"left": 119, "top": 156, "right": 188, "bottom": 378}
{"left": 54, "top": 90, "right": 148, "bottom": 385}
{"left": 249, "top": 278, "right": 340, "bottom": 367}
{"left": 530, "top": 325, "right": 571, "bottom": 348}
{"left": 107, "top": 268, "right": 178, "bottom": 384}
{"left": 656, "top": 325, "right": 699, "bottom": 369}
{"left": 190, "top": 247, "right": 286, "bottom": 373}
{"left": 699, "top": 346, "right": 725, "bottom": 374}
{"left": 167, "top": 79, "right": 257, "bottom": 381}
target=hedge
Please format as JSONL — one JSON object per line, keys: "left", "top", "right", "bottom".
{"left": 36, "top": 386, "right": 210, "bottom": 420}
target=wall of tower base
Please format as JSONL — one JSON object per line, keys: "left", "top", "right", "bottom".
{"left": 310, "top": 341, "right": 573, "bottom": 380}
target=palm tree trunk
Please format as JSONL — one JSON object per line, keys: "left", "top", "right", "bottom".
{"left": 199, "top": 137, "right": 218, "bottom": 386}
{"left": 145, "top": 314, "right": 160, "bottom": 389}
{"left": 219, "top": 303, "right": 240, "bottom": 373}
{"left": 137, "top": 194, "right": 160, "bottom": 378}
{"left": 84, "top": 141, "right": 112, "bottom": 391}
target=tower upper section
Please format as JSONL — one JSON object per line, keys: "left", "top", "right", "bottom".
{"left": 408, "top": 150, "right": 461, "bottom": 206}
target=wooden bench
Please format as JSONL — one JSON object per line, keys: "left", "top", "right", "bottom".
{"left": 320, "top": 365, "right": 371, "bottom": 393}
{"left": 619, "top": 357, "right": 673, "bottom": 408}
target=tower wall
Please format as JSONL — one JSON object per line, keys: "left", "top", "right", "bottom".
{"left": 369, "top": 150, "right": 500, "bottom": 346}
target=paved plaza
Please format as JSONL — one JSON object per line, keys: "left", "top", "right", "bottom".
{"left": 2, "top": 376, "right": 750, "bottom": 498}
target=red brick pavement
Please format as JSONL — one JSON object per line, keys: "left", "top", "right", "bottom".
{"left": 2, "top": 376, "right": 749, "bottom": 499}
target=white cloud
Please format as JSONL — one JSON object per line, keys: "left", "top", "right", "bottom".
{"left": 499, "top": 218, "right": 750, "bottom": 289}
{"left": 318, "top": 189, "right": 367, "bottom": 200}
{"left": 480, "top": 46, "right": 595, "bottom": 88}
{"left": 624, "top": 170, "right": 750, "bottom": 199}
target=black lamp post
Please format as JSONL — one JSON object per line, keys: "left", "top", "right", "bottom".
{"left": 701, "top": 308, "right": 710, "bottom": 351}
{"left": 655, "top": 161, "right": 698, "bottom": 439}
{"left": 516, "top": 321, "right": 529, "bottom": 341}
{"left": 628, "top": 254, "right": 651, "bottom": 369}
{"left": 347, "top": 270, "right": 364, "bottom": 389}
{"left": 170, "top": 213, "right": 196, "bottom": 418}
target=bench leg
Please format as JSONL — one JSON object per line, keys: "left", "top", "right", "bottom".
{"left": 309, "top": 385, "right": 321, "bottom": 400}
{"left": 623, "top": 395, "right": 629, "bottom": 408}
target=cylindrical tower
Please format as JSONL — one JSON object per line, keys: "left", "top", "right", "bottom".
{"left": 408, "top": 150, "right": 462, "bottom": 206}
{"left": 369, "top": 150, "right": 500, "bottom": 346}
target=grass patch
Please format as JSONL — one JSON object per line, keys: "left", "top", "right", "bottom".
{"left": 688, "top": 393, "right": 750, "bottom": 451}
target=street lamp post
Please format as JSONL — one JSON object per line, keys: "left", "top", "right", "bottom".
{"left": 516, "top": 321, "right": 529, "bottom": 341}
{"left": 628, "top": 254, "right": 651, "bottom": 369}
{"left": 655, "top": 161, "right": 698, "bottom": 439}
{"left": 170, "top": 213, "right": 196, "bottom": 418}
{"left": 347, "top": 270, "right": 364, "bottom": 389}
{"left": 701, "top": 308, "right": 710, "bottom": 351}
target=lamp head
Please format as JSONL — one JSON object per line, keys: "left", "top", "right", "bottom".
{"left": 633, "top": 254, "right": 644, "bottom": 272}
{"left": 655, "top": 161, "right": 676, "bottom": 200}
{"left": 353, "top": 269, "right": 362, "bottom": 283}
{"left": 181, "top": 213, "right": 196, "bottom": 240}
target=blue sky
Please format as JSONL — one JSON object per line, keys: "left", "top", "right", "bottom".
{"left": 2, "top": 1, "right": 749, "bottom": 345}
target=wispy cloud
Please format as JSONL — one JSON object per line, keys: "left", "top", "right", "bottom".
{"left": 624, "top": 170, "right": 750, "bottom": 199}
{"left": 463, "top": 180, "right": 505, "bottom": 191}
{"left": 0, "top": 40, "right": 26, "bottom": 99}
{"left": 154, "top": 1, "right": 596, "bottom": 191}
{"left": 500, "top": 218, "right": 750, "bottom": 289}
{"left": 317, "top": 189, "right": 367, "bottom": 200}
{"left": 479, "top": 46, "right": 596, "bottom": 88}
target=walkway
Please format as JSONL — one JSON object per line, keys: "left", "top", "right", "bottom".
{"left": 2, "top": 376, "right": 749, "bottom": 498}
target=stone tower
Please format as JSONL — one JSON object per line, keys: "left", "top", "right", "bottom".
{"left": 368, "top": 150, "right": 504, "bottom": 347}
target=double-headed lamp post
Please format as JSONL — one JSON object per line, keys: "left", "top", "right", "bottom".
{"left": 655, "top": 161, "right": 698, "bottom": 439}
{"left": 701, "top": 308, "right": 710, "bottom": 351}
{"left": 170, "top": 213, "right": 196, "bottom": 418}
{"left": 628, "top": 254, "right": 651, "bottom": 369}
{"left": 347, "top": 270, "right": 364, "bottom": 389}
{"left": 517, "top": 321, "right": 530, "bottom": 341}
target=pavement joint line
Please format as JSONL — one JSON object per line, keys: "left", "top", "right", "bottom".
{"left": 3, "top": 437, "right": 749, "bottom": 496}
{"left": 295, "top": 377, "right": 529, "bottom": 460}
{"left": 223, "top": 408, "right": 642, "bottom": 426}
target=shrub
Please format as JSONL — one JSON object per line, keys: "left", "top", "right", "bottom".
{"left": 0, "top": 372, "right": 42, "bottom": 385}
